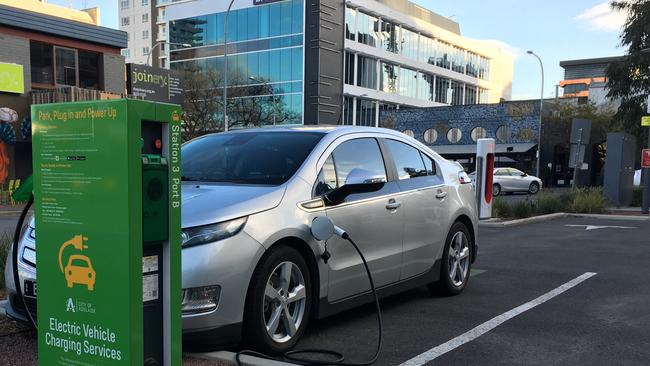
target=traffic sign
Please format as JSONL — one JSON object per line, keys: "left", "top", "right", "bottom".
{"left": 642, "top": 149, "right": 650, "bottom": 168}
{"left": 642, "top": 116, "right": 650, "bottom": 127}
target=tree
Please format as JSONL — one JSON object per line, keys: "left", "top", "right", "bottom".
{"left": 227, "top": 76, "right": 297, "bottom": 128}
{"left": 181, "top": 68, "right": 224, "bottom": 141}
{"left": 606, "top": 0, "right": 650, "bottom": 143}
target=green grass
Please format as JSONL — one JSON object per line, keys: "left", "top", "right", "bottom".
{"left": 492, "top": 188, "right": 608, "bottom": 218}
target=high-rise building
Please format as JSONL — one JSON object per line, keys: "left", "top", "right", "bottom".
{"left": 559, "top": 56, "right": 623, "bottom": 111}
{"left": 164, "top": 0, "right": 514, "bottom": 127}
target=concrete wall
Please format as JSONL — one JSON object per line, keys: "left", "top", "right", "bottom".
{"left": 103, "top": 53, "right": 126, "bottom": 94}
{"left": 382, "top": 101, "right": 540, "bottom": 146}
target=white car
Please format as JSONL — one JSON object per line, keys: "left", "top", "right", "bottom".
{"left": 469, "top": 167, "right": 542, "bottom": 195}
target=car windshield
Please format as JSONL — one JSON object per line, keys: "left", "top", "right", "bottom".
{"left": 181, "top": 131, "right": 324, "bottom": 185}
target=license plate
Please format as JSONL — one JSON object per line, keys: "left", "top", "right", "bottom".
{"left": 24, "top": 280, "right": 37, "bottom": 298}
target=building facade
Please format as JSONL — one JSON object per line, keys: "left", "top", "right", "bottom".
{"left": 559, "top": 56, "right": 623, "bottom": 111}
{"left": 163, "top": 0, "right": 514, "bottom": 128}
{"left": 0, "top": 0, "right": 127, "bottom": 183}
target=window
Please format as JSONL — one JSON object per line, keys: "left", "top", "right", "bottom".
{"left": 471, "top": 127, "right": 487, "bottom": 142}
{"left": 447, "top": 128, "right": 462, "bottom": 143}
{"left": 399, "top": 67, "right": 417, "bottom": 99}
{"left": 435, "top": 77, "right": 450, "bottom": 104}
{"left": 385, "top": 140, "right": 427, "bottom": 180}
{"left": 182, "top": 132, "right": 324, "bottom": 185}
{"left": 478, "top": 56, "right": 490, "bottom": 81}
{"left": 381, "top": 62, "right": 397, "bottom": 93}
{"left": 143, "top": 47, "right": 150, "bottom": 56}
{"left": 451, "top": 46, "right": 465, "bottom": 74}
{"left": 418, "top": 73, "right": 434, "bottom": 101}
{"left": 401, "top": 27, "right": 419, "bottom": 60}
{"left": 78, "top": 51, "right": 100, "bottom": 89}
{"left": 423, "top": 129, "right": 437, "bottom": 144}
{"left": 420, "top": 153, "right": 437, "bottom": 175}
{"left": 142, "top": 13, "right": 149, "bottom": 23}
{"left": 420, "top": 35, "right": 435, "bottom": 64}
{"left": 465, "top": 85, "right": 477, "bottom": 105}
{"left": 55, "top": 47, "right": 77, "bottom": 86}
{"left": 357, "top": 55, "right": 377, "bottom": 89}
{"left": 494, "top": 169, "right": 508, "bottom": 176}
{"left": 120, "top": 0, "right": 129, "bottom": 10}
{"left": 332, "top": 138, "right": 386, "bottom": 186}
{"left": 466, "top": 52, "right": 478, "bottom": 77}
{"left": 436, "top": 41, "right": 451, "bottom": 69}
{"left": 509, "top": 168, "right": 525, "bottom": 176}
{"left": 381, "top": 20, "right": 399, "bottom": 53}
{"left": 342, "top": 97, "right": 354, "bottom": 125}
{"left": 479, "top": 88, "right": 489, "bottom": 104}
{"left": 31, "top": 42, "right": 53, "bottom": 84}
{"left": 450, "top": 81, "right": 463, "bottom": 105}
{"left": 121, "top": 49, "right": 130, "bottom": 58}
{"left": 357, "top": 11, "right": 380, "bottom": 47}
{"left": 345, "top": 7, "right": 356, "bottom": 41}
{"left": 344, "top": 52, "right": 355, "bottom": 85}
{"left": 356, "top": 99, "right": 376, "bottom": 127}
{"left": 121, "top": 16, "right": 130, "bottom": 26}
{"left": 142, "top": 0, "right": 149, "bottom": 5}
{"left": 142, "top": 30, "right": 149, "bottom": 40}
{"left": 496, "top": 125, "right": 511, "bottom": 143}
{"left": 314, "top": 156, "right": 338, "bottom": 197}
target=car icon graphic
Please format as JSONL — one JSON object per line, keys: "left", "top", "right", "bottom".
{"left": 64, "top": 254, "right": 96, "bottom": 291}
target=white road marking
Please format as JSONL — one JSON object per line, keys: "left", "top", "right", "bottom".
{"left": 399, "top": 272, "right": 597, "bottom": 366}
{"left": 565, "top": 224, "right": 636, "bottom": 231}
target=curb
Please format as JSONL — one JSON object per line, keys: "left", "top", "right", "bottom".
{"left": 479, "top": 213, "right": 568, "bottom": 227}
{"left": 189, "top": 351, "right": 296, "bottom": 366}
{"left": 479, "top": 212, "right": 650, "bottom": 227}
{"left": 0, "top": 210, "right": 23, "bottom": 217}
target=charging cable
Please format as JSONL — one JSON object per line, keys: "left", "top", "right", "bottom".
{"left": 11, "top": 193, "right": 37, "bottom": 329}
{"left": 237, "top": 224, "right": 382, "bottom": 366}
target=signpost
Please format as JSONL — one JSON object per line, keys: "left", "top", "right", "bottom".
{"left": 475, "top": 138, "right": 495, "bottom": 219}
{"left": 32, "top": 99, "right": 182, "bottom": 365}
{"left": 643, "top": 113, "right": 650, "bottom": 214}
{"left": 126, "top": 64, "right": 183, "bottom": 105}
{"left": 0, "top": 62, "right": 24, "bottom": 94}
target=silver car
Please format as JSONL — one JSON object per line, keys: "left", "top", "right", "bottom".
{"left": 469, "top": 167, "right": 542, "bottom": 196}
{"left": 5, "top": 127, "right": 478, "bottom": 353}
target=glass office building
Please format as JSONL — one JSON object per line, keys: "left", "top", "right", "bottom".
{"left": 169, "top": 0, "right": 304, "bottom": 126}
{"left": 164, "top": 0, "right": 513, "bottom": 128}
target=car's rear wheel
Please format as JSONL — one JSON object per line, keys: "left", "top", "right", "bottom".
{"left": 429, "top": 222, "right": 473, "bottom": 296}
{"left": 493, "top": 183, "right": 501, "bottom": 196}
{"left": 243, "top": 245, "right": 311, "bottom": 354}
{"left": 528, "top": 182, "right": 540, "bottom": 194}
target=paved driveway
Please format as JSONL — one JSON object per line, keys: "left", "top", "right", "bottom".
{"left": 295, "top": 217, "right": 650, "bottom": 365}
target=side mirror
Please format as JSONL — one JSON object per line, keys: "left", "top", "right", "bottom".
{"left": 520, "top": 173, "right": 527, "bottom": 177}
{"left": 324, "top": 168, "right": 385, "bottom": 206}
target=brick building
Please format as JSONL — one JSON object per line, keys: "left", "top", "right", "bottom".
{"left": 0, "top": 0, "right": 127, "bottom": 185}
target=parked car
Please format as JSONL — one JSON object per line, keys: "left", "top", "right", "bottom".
{"left": 4, "top": 127, "right": 479, "bottom": 353}
{"left": 469, "top": 167, "right": 542, "bottom": 195}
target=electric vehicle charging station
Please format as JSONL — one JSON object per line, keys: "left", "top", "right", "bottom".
{"left": 475, "top": 138, "right": 495, "bottom": 219}
{"left": 31, "top": 99, "right": 182, "bottom": 366}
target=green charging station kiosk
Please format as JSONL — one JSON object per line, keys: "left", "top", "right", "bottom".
{"left": 31, "top": 99, "right": 182, "bottom": 365}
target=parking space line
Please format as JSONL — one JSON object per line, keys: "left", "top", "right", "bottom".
{"left": 399, "top": 272, "right": 597, "bottom": 366}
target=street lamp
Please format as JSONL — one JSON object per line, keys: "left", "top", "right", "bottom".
{"left": 145, "top": 41, "right": 191, "bottom": 67}
{"left": 527, "top": 50, "right": 544, "bottom": 178}
{"left": 223, "top": 0, "right": 236, "bottom": 132}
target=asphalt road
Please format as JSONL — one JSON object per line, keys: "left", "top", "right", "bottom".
{"left": 0, "top": 215, "right": 20, "bottom": 239}
{"left": 294, "top": 216, "right": 650, "bottom": 366}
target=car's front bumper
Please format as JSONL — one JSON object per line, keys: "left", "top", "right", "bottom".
{"left": 4, "top": 229, "right": 266, "bottom": 347}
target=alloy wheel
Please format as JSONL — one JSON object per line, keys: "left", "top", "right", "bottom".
{"left": 263, "top": 261, "right": 307, "bottom": 343}
{"left": 448, "top": 232, "right": 470, "bottom": 287}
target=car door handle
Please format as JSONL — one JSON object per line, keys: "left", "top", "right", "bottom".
{"left": 435, "top": 190, "right": 448, "bottom": 199}
{"left": 386, "top": 199, "right": 401, "bottom": 210}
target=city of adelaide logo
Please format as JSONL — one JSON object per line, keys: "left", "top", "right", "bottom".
{"left": 172, "top": 110, "right": 180, "bottom": 123}
{"left": 58, "top": 235, "right": 96, "bottom": 291}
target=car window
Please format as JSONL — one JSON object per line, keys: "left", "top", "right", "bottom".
{"left": 510, "top": 168, "right": 524, "bottom": 176}
{"left": 182, "top": 131, "right": 324, "bottom": 185}
{"left": 494, "top": 169, "right": 507, "bottom": 176}
{"left": 420, "top": 152, "right": 437, "bottom": 176}
{"left": 333, "top": 138, "right": 387, "bottom": 186}
{"left": 313, "top": 155, "right": 337, "bottom": 197}
{"left": 385, "top": 140, "right": 427, "bottom": 180}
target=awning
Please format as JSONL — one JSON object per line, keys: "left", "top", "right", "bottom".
{"left": 430, "top": 143, "right": 537, "bottom": 155}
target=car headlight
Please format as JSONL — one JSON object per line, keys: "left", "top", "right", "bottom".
{"left": 181, "top": 217, "right": 248, "bottom": 248}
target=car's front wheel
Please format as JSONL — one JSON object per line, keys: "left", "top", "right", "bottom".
{"left": 429, "top": 222, "right": 473, "bottom": 296}
{"left": 493, "top": 183, "right": 501, "bottom": 196}
{"left": 528, "top": 182, "right": 540, "bottom": 194}
{"left": 243, "top": 245, "right": 311, "bottom": 354}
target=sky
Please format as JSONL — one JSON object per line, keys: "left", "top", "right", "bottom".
{"left": 50, "top": 0, "right": 628, "bottom": 101}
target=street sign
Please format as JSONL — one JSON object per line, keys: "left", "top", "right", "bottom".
{"left": 642, "top": 149, "right": 650, "bottom": 168}
{"left": 126, "top": 64, "right": 183, "bottom": 104}
{"left": 642, "top": 116, "right": 650, "bottom": 127}
{"left": 570, "top": 119, "right": 592, "bottom": 144}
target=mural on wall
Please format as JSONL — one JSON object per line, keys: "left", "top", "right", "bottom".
{"left": 0, "top": 107, "right": 17, "bottom": 184}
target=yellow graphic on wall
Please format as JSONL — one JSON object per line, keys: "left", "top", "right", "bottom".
{"left": 58, "top": 235, "right": 96, "bottom": 291}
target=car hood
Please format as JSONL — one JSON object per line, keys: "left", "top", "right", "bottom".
{"left": 182, "top": 183, "right": 286, "bottom": 228}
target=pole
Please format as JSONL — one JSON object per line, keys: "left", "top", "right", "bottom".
{"left": 572, "top": 128, "right": 582, "bottom": 190}
{"left": 527, "top": 51, "right": 544, "bottom": 178}
{"left": 223, "top": 0, "right": 235, "bottom": 132}
{"left": 641, "top": 127, "right": 650, "bottom": 214}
